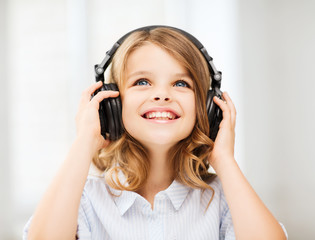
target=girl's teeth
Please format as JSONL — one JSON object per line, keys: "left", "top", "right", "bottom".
{"left": 145, "top": 111, "right": 175, "bottom": 120}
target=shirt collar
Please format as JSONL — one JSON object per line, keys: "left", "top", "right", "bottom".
{"left": 164, "top": 179, "right": 191, "bottom": 211}
{"left": 109, "top": 187, "right": 138, "bottom": 216}
{"left": 109, "top": 178, "right": 191, "bottom": 216}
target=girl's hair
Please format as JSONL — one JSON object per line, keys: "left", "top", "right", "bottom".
{"left": 93, "top": 27, "right": 216, "bottom": 198}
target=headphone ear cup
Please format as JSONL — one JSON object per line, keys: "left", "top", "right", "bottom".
{"left": 107, "top": 83, "right": 123, "bottom": 140}
{"left": 102, "top": 84, "right": 116, "bottom": 140}
{"left": 111, "top": 85, "right": 124, "bottom": 138}
{"left": 101, "top": 83, "right": 123, "bottom": 140}
{"left": 97, "top": 84, "right": 109, "bottom": 139}
{"left": 206, "top": 88, "right": 223, "bottom": 141}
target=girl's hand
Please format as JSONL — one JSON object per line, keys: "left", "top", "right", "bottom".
{"left": 75, "top": 81, "right": 119, "bottom": 152}
{"left": 209, "top": 92, "right": 237, "bottom": 173}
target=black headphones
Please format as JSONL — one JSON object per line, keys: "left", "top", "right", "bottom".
{"left": 94, "top": 25, "right": 223, "bottom": 141}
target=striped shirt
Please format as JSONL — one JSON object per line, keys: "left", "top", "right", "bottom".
{"left": 76, "top": 175, "right": 235, "bottom": 240}
{"left": 23, "top": 169, "right": 287, "bottom": 239}
{"left": 23, "top": 174, "right": 235, "bottom": 239}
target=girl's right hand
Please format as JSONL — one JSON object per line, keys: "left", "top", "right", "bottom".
{"left": 75, "top": 81, "right": 119, "bottom": 153}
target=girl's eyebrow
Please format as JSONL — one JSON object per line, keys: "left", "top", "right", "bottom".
{"left": 127, "top": 71, "right": 153, "bottom": 79}
{"left": 174, "top": 73, "right": 191, "bottom": 79}
{"left": 127, "top": 71, "right": 191, "bottom": 79}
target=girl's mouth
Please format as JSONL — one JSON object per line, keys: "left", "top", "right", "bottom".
{"left": 142, "top": 111, "right": 179, "bottom": 120}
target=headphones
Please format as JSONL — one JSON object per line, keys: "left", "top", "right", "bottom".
{"left": 94, "top": 25, "right": 223, "bottom": 141}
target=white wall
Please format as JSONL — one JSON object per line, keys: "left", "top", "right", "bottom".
{"left": 4, "top": 0, "right": 71, "bottom": 237}
{"left": 0, "top": 1, "right": 13, "bottom": 239}
{"left": 239, "top": 0, "right": 315, "bottom": 239}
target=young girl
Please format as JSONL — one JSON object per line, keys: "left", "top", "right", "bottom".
{"left": 24, "top": 26, "right": 287, "bottom": 240}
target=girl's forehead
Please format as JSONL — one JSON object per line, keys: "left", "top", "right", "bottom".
{"left": 125, "top": 43, "right": 187, "bottom": 74}
{"left": 118, "top": 43, "right": 196, "bottom": 89}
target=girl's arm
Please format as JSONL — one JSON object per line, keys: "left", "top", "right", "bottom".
{"left": 210, "top": 93, "right": 286, "bottom": 240}
{"left": 27, "top": 82, "right": 119, "bottom": 240}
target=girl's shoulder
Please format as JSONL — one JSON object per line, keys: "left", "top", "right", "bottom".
{"left": 80, "top": 164, "right": 109, "bottom": 196}
{"left": 204, "top": 174, "right": 224, "bottom": 193}
{"left": 88, "top": 163, "right": 106, "bottom": 178}
{"left": 83, "top": 164, "right": 125, "bottom": 196}
{"left": 200, "top": 175, "right": 228, "bottom": 208}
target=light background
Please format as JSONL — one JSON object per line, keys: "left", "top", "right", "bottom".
{"left": 0, "top": 0, "right": 314, "bottom": 239}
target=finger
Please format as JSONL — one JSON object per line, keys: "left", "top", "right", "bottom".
{"left": 222, "top": 92, "right": 237, "bottom": 126}
{"left": 79, "top": 81, "right": 104, "bottom": 107}
{"left": 102, "top": 139, "right": 111, "bottom": 148}
{"left": 89, "top": 90, "right": 120, "bottom": 109}
{"left": 213, "top": 95, "right": 231, "bottom": 121}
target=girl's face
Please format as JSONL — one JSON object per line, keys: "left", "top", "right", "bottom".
{"left": 121, "top": 42, "right": 196, "bottom": 150}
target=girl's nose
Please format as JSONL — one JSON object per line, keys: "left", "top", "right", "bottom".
{"left": 151, "top": 84, "right": 172, "bottom": 102}
{"left": 153, "top": 96, "right": 170, "bottom": 101}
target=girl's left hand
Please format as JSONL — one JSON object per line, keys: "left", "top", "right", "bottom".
{"left": 209, "top": 92, "right": 237, "bottom": 173}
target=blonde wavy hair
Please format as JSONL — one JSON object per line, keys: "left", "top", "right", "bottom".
{"left": 93, "top": 27, "right": 216, "bottom": 198}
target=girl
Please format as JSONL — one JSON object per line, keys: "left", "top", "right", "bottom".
{"left": 24, "top": 26, "right": 287, "bottom": 239}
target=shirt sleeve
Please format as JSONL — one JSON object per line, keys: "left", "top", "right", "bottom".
{"left": 217, "top": 193, "right": 288, "bottom": 239}
{"left": 76, "top": 189, "right": 92, "bottom": 240}
{"left": 214, "top": 177, "right": 288, "bottom": 240}
{"left": 279, "top": 222, "right": 289, "bottom": 239}
{"left": 22, "top": 216, "right": 33, "bottom": 240}
{"left": 21, "top": 205, "right": 91, "bottom": 240}
{"left": 218, "top": 195, "right": 288, "bottom": 239}
{"left": 219, "top": 194, "right": 235, "bottom": 240}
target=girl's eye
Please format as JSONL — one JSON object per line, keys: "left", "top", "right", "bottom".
{"left": 174, "top": 80, "right": 190, "bottom": 88}
{"left": 134, "top": 79, "right": 150, "bottom": 86}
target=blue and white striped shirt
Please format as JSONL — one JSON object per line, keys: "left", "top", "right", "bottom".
{"left": 23, "top": 168, "right": 289, "bottom": 240}
{"left": 76, "top": 175, "right": 235, "bottom": 240}
{"left": 23, "top": 173, "right": 235, "bottom": 239}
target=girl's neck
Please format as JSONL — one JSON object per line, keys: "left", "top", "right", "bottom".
{"left": 148, "top": 146, "right": 174, "bottom": 186}
{"left": 136, "top": 146, "right": 175, "bottom": 207}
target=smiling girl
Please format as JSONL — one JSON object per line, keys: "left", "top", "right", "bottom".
{"left": 24, "top": 26, "right": 287, "bottom": 240}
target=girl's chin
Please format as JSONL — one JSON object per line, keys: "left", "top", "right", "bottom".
{"left": 133, "top": 135, "right": 186, "bottom": 150}
{"left": 126, "top": 127, "right": 192, "bottom": 150}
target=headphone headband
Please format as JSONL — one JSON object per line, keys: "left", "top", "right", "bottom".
{"left": 95, "top": 25, "right": 222, "bottom": 89}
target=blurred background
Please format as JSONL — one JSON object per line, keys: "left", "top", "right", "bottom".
{"left": 0, "top": 0, "right": 314, "bottom": 239}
